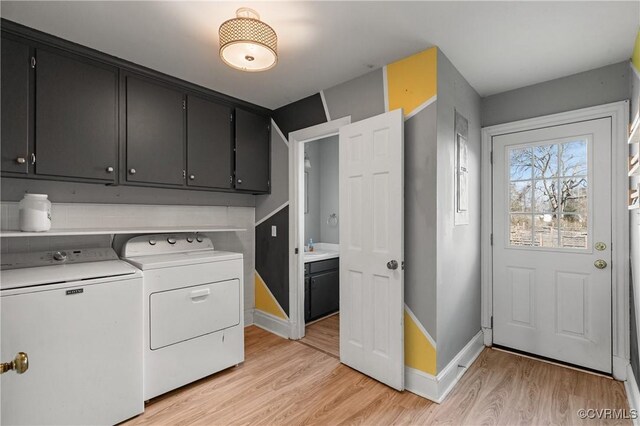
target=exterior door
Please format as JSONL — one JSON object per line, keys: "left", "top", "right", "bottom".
{"left": 492, "top": 117, "right": 612, "bottom": 373}
{"left": 339, "top": 109, "right": 404, "bottom": 390}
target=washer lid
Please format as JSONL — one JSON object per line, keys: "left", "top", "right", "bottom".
{"left": 123, "top": 250, "right": 242, "bottom": 270}
{"left": 0, "top": 260, "right": 139, "bottom": 291}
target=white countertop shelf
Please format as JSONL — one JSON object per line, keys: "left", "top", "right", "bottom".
{"left": 0, "top": 226, "right": 246, "bottom": 238}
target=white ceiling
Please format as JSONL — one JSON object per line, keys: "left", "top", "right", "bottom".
{"left": 1, "top": 1, "right": 638, "bottom": 109}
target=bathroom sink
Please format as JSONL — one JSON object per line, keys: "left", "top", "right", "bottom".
{"left": 304, "top": 250, "right": 338, "bottom": 262}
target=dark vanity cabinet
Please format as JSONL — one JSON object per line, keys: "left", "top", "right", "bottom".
{"left": 124, "top": 75, "right": 185, "bottom": 186}
{"left": 186, "top": 95, "right": 233, "bottom": 190}
{"left": 35, "top": 49, "right": 118, "bottom": 182}
{"left": 304, "top": 258, "right": 340, "bottom": 322}
{"left": 235, "top": 108, "right": 270, "bottom": 193}
{"left": 1, "top": 37, "right": 30, "bottom": 175}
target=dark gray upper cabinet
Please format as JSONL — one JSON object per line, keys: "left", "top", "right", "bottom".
{"left": 35, "top": 49, "right": 118, "bottom": 182}
{"left": 1, "top": 38, "right": 31, "bottom": 174}
{"left": 235, "top": 109, "right": 270, "bottom": 193}
{"left": 186, "top": 95, "right": 232, "bottom": 189}
{"left": 126, "top": 76, "right": 185, "bottom": 186}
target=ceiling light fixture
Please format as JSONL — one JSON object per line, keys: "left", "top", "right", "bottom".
{"left": 219, "top": 7, "right": 278, "bottom": 72}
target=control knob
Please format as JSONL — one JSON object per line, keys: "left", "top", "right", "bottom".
{"left": 53, "top": 251, "right": 67, "bottom": 262}
{"left": 167, "top": 237, "right": 177, "bottom": 245}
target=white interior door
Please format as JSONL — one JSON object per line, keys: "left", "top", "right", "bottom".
{"left": 492, "top": 117, "right": 612, "bottom": 373}
{"left": 339, "top": 108, "right": 404, "bottom": 390}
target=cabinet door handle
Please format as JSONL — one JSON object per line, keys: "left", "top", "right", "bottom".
{"left": 129, "top": 168, "right": 136, "bottom": 175}
{"left": 15, "top": 157, "right": 26, "bottom": 164}
{"left": 106, "top": 166, "right": 114, "bottom": 173}
{"left": 30, "top": 153, "right": 36, "bottom": 165}
{"left": 189, "top": 174, "right": 195, "bottom": 180}
{"left": 237, "top": 179, "right": 243, "bottom": 184}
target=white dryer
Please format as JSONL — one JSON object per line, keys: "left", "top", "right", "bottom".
{"left": 0, "top": 248, "right": 143, "bottom": 425}
{"left": 121, "top": 233, "right": 244, "bottom": 400}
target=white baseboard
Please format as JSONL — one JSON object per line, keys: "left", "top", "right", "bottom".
{"left": 482, "top": 327, "right": 492, "bottom": 346}
{"left": 244, "top": 308, "right": 255, "bottom": 327}
{"left": 253, "top": 309, "right": 290, "bottom": 339}
{"left": 625, "top": 364, "right": 640, "bottom": 426}
{"left": 406, "top": 330, "right": 484, "bottom": 403}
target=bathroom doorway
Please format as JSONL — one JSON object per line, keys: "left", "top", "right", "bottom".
{"left": 300, "top": 135, "right": 340, "bottom": 357}
{"left": 288, "top": 117, "right": 350, "bottom": 344}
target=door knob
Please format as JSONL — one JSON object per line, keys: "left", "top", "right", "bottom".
{"left": 594, "top": 259, "right": 607, "bottom": 269}
{"left": 106, "top": 166, "right": 114, "bottom": 173}
{"left": 0, "top": 352, "right": 29, "bottom": 375}
{"left": 15, "top": 157, "right": 26, "bottom": 164}
{"left": 129, "top": 168, "right": 136, "bottom": 175}
{"left": 387, "top": 260, "right": 399, "bottom": 270}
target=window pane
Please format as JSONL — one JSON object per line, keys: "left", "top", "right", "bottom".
{"left": 532, "top": 144, "right": 558, "bottom": 179}
{"left": 509, "top": 147, "right": 532, "bottom": 181}
{"left": 533, "top": 214, "right": 559, "bottom": 248}
{"left": 510, "top": 214, "right": 532, "bottom": 246}
{"left": 510, "top": 181, "right": 532, "bottom": 212}
{"left": 559, "top": 140, "right": 587, "bottom": 177}
{"left": 560, "top": 178, "right": 587, "bottom": 214}
{"left": 533, "top": 179, "right": 558, "bottom": 213}
{"left": 560, "top": 213, "right": 588, "bottom": 249}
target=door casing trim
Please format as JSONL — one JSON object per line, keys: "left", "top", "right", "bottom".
{"left": 480, "top": 101, "right": 630, "bottom": 379}
{"left": 288, "top": 117, "right": 351, "bottom": 340}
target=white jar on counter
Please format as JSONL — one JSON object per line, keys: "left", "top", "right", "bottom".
{"left": 19, "top": 194, "right": 52, "bottom": 232}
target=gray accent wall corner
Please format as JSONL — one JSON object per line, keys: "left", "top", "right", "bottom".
{"left": 435, "top": 50, "right": 482, "bottom": 372}
{"left": 481, "top": 61, "right": 630, "bottom": 127}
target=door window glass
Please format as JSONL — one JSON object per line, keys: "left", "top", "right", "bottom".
{"left": 508, "top": 139, "right": 588, "bottom": 249}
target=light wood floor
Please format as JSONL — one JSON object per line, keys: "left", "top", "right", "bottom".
{"left": 300, "top": 313, "right": 340, "bottom": 358}
{"left": 125, "top": 326, "right": 630, "bottom": 425}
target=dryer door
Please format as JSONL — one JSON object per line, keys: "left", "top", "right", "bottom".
{"left": 150, "top": 279, "right": 240, "bottom": 350}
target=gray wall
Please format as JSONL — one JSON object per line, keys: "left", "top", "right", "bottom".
{"left": 319, "top": 136, "right": 339, "bottom": 244}
{"left": 481, "top": 61, "right": 630, "bottom": 127}
{"left": 630, "top": 61, "right": 640, "bottom": 387}
{"left": 304, "top": 142, "right": 321, "bottom": 244}
{"left": 1, "top": 177, "right": 255, "bottom": 207}
{"left": 304, "top": 135, "right": 340, "bottom": 245}
{"left": 435, "top": 50, "right": 482, "bottom": 371}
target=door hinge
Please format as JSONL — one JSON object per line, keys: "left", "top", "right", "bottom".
{"left": 182, "top": 170, "right": 186, "bottom": 179}
{"left": 401, "top": 261, "right": 405, "bottom": 270}
{"left": 490, "top": 316, "right": 493, "bottom": 328}
{"left": 268, "top": 179, "right": 270, "bottom": 188}
{"left": 230, "top": 113, "right": 233, "bottom": 122}
{"left": 295, "top": 247, "right": 299, "bottom": 254}
{"left": 30, "top": 56, "right": 36, "bottom": 69}
{"left": 490, "top": 151, "right": 493, "bottom": 165}
{"left": 182, "top": 100, "right": 186, "bottom": 110}
{"left": 490, "top": 233, "right": 493, "bottom": 246}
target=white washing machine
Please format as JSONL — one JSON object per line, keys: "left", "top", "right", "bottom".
{"left": 121, "top": 233, "right": 244, "bottom": 400}
{"left": 0, "top": 248, "right": 143, "bottom": 425}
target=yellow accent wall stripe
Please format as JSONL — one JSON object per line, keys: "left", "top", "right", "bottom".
{"left": 404, "top": 309, "right": 437, "bottom": 376}
{"left": 386, "top": 47, "right": 438, "bottom": 117}
{"left": 255, "top": 271, "right": 288, "bottom": 320}
{"left": 632, "top": 28, "right": 640, "bottom": 71}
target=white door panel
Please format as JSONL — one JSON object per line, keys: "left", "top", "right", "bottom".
{"left": 492, "top": 117, "right": 612, "bottom": 373}
{"left": 339, "top": 109, "right": 404, "bottom": 390}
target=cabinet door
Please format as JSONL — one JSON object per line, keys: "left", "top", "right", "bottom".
{"left": 186, "top": 95, "right": 232, "bottom": 189}
{"left": 309, "top": 270, "right": 339, "bottom": 320}
{"left": 35, "top": 49, "right": 118, "bottom": 181}
{"left": 305, "top": 277, "right": 311, "bottom": 322}
{"left": 235, "top": 109, "right": 270, "bottom": 193}
{"left": 1, "top": 38, "right": 31, "bottom": 174}
{"left": 126, "top": 76, "right": 185, "bottom": 186}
